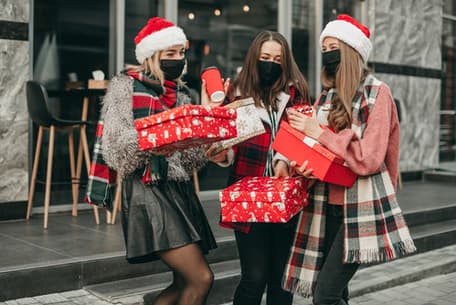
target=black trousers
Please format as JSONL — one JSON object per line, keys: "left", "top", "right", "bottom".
{"left": 233, "top": 218, "right": 298, "bottom": 305}
{"left": 313, "top": 204, "right": 360, "bottom": 305}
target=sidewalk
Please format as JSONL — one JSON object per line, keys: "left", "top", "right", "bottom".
{"left": 1, "top": 245, "right": 454, "bottom": 305}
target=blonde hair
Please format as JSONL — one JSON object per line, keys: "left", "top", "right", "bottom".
{"left": 321, "top": 41, "right": 369, "bottom": 131}
{"left": 126, "top": 51, "right": 185, "bottom": 86}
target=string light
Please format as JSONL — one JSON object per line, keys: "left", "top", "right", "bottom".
{"left": 242, "top": 5, "right": 250, "bottom": 13}
{"left": 214, "top": 8, "right": 221, "bottom": 16}
{"left": 187, "top": 12, "right": 195, "bottom": 20}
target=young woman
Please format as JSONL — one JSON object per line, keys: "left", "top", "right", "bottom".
{"left": 85, "top": 17, "right": 216, "bottom": 305}
{"left": 283, "top": 14, "right": 416, "bottom": 305}
{"left": 205, "top": 31, "right": 310, "bottom": 305}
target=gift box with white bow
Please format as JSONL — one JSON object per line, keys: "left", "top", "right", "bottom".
{"left": 272, "top": 121, "right": 357, "bottom": 187}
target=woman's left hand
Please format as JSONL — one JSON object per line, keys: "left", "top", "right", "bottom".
{"left": 288, "top": 109, "right": 323, "bottom": 139}
{"left": 274, "top": 160, "right": 289, "bottom": 177}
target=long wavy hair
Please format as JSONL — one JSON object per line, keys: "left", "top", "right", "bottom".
{"left": 229, "top": 31, "right": 310, "bottom": 110}
{"left": 321, "top": 41, "right": 369, "bottom": 131}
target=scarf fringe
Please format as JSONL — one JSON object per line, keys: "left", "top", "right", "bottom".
{"left": 345, "top": 239, "right": 417, "bottom": 264}
{"left": 282, "top": 278, "right": 314, "bottom": 298}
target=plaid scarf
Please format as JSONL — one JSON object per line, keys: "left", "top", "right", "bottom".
{"left": 85, "top": 72, "right": 182, "bottom": 209}
{"left": 282, "top": 74, "right": 416, "bottom": 297}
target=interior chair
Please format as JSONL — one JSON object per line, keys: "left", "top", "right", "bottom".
{"left": 25, "top": 81, "right": 96, "bottom": 228}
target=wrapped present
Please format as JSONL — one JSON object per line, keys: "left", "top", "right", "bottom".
{"left": 209, "top": 97, "right": 266, "bottom": 155}
{"left": 134, "top": 104, "right": 237, "bottom": 151}
{"left": 272, "top": 121, "right": 357, "bottom": 187}
{"left": 219, "top": 176, "right": 307, "bottom": 223}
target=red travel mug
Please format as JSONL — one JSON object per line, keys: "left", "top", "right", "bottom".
{"left": 201, "top": 66, "right": 225, "bottom": 102}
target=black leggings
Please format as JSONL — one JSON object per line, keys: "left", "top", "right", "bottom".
{"left": 313, "top": 204, "right": 359, "bottom": 305}
{"left": 233, "top": 219, "right": 297, "bottom": 305}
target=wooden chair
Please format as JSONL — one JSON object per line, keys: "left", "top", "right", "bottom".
{"left": 25, "top": 81, "right": 98, "bottom": 228}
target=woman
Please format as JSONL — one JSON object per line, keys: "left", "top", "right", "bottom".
{"left": 205, "top": 31, "right": 310, "bottom": 305}
{"left": 85, "top": 17, "right": 217, "bottom": 305}
{"left": 283, "top": 14, "right": 416, "bottom": 305}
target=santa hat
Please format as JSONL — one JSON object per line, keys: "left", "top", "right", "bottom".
{"left": 134, "top": 17, "right": 187, "bottom": 64}
{"left": 319, "top": 14, "right": 372, "bottom": 62}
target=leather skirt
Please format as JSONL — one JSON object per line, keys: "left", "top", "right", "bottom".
{"left": 120, "top": 174, "right": 217, "bottom": 264}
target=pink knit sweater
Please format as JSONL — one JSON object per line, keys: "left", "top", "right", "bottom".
{"left": 317, "top": 84, "right": 400, "bottom": 205}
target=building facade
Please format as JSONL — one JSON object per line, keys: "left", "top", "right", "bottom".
{"left": 0, "top": 0, "right": 454, "bottom": 217}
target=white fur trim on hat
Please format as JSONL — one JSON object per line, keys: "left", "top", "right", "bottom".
{"left": 320, "top": 20, "right": 372, "bottom": 62}
{"left": 135, "top": 26, "right": 187, "bottom": 64}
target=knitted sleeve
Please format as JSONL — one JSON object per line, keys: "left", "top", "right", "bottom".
{"left": 317, "top": 84, "right": 400, "bottom": 178}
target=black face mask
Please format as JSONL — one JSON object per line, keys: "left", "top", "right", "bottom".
{"left": 258, "top": 60, "right": 282, "bottom": 87}
{"left": 322, "top": 49, "right": 340, "bottom": 77}
{"left": 160, "top": 59, "right": 186, "bottom": 80}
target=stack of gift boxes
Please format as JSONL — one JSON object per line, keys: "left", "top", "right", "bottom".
{"left": 134, "top": 102, "right": 357, "bottom": 224}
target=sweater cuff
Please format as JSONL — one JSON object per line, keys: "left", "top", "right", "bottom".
{"left": 217, "top": 148, "right": 234, "bottom": 168}
{"left": 317, "top": 128, "right": 338, "bottom": 147}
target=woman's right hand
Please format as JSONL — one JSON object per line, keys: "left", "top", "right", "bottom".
{"left": 290, "top": 160, "right": 316, "bottom": 179}
{"left": 205, "top": 146, "right": 229, "bottom": 163}
{"left": 200, "top": 78, "right": 230, "bottom": 107}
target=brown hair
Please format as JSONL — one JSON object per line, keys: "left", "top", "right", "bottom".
{"left": 229, "top": 31, "right": 310, "bottom": 110}
{"left": 321, "top": 41, "right": 369, "bottom": 131}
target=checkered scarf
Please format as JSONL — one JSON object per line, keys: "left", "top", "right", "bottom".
{"left": 282, "top": 74, "right": 416, "bottom": 297}
{"left": 85, "top": 72, "right": 181, "bottom": 209}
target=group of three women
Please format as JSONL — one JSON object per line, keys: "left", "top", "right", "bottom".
{"left": 86, "top": 14, "right": 415, "bottom": 305}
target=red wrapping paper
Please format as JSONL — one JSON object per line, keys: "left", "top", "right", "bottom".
{"left": 220, "top": 176, "right": 307, "bottom": 223}
{"left": 272, "top": 121, "right": 357, "bottom": 187}
{"left": 134, "top": 104, "right": 237, "bottom": 151}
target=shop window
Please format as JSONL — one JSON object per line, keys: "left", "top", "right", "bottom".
{"left": 32, "top": 0, "right": 110, "bottom": 205}
{"left": 178, "top": 0, "right": 278, "bottom": 93}
{"left": 178, "top": 0, "right": 278, "bottom": 190}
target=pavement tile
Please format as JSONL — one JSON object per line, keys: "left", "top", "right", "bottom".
{"left": 33, "top": 294, "right": 68, "bottom": 304}
{"left": 15, "top": 298, "right": 38, "bottom": 305}
{"left": 58, "top": 291, "right": 89, "bottom": 299}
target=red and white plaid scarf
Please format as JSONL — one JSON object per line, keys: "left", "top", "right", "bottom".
{"left": 282, "top": 74, "right": 416, "bottom": 297}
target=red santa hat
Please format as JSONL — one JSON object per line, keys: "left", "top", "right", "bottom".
{"left": 319, "top": 14, "right": 372, "bottom": 62}
{"left": 134, "top": 17, "right": 187, "bottom": 64}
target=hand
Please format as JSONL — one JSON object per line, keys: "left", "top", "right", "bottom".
{"left": 200, "top": 78, "right": 231, "bottom": 107}
{"left": 288, "top": 109, "right": 323, "bottom": 139}
{"left": 205, "top": 146, "right": 229, "bottom": 163}
{"left": 274, "top": 160, "right": 289, "bottom": 177}
{"left": 290, "top": 160, "right": 316, "bottom": 179}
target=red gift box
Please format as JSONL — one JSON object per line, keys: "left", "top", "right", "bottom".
{"left": 219, "top": 176, "right": 307, "bottom": 223}
{"left": 134, "top": 104, "right": 237, "bottom": 151}
{"left": 272, "top": 121, "right": 357, "bottom": 187}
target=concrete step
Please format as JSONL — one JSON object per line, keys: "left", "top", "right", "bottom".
{"left": 403, "top": 204, "right": 455, "bottom": 227}
{"left": 0, "top": 236, "right": 237, "bottom": 302}
{"left": 423, "top": 170, "right": 456, "bottom": 183}
{"left": 87, "top": 259, "right": 241, "bottom": 305}
{"left": 84, "top": 218, "right": 456, "bottom": 305}
{"left": 0, "top": 182, "right": 453, "bottom": 302}
{"left": 87, "top": 245, "right": 456, "bottom": 305}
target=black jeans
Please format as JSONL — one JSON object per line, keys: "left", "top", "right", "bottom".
{"left": 313, "top": 204, "right": 359, "bottom": 305}
{"left": 233, "top": 218, "right": 298, "bottom": 305}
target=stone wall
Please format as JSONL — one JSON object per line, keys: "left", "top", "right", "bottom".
{"left": 0, "top": 0, "right": 29, "bottom": 201}
{"left": 369, "top": 0, "right": 443, "bottom": 171}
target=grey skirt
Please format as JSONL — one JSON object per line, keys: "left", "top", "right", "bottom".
{"left": 120, "top": 175, "right": 217, "bottom": 264}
